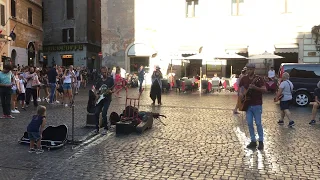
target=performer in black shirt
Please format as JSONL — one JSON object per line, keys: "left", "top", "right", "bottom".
{"left": 94, "top": 67, "right": 114, "bottom": 135}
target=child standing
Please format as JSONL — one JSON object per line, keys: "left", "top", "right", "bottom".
{"left": 27, "top": 105, "right": 47, "bottom": 154}
{"left": 17, "top": 74, "right": 26, "bottom": 110}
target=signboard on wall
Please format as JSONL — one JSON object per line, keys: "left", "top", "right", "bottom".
{"left": 308, "top": 52, "right": 317, "bottom": 56}
{"left": 43, "top": 44, "right": 84, "bottom": 52}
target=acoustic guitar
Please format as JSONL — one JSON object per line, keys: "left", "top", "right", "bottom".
{"left": 238, "top": 76, "right": 261, "bottom": 111}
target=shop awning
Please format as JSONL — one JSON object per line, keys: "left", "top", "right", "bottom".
{"left": 178, "top": 45, "right": 202, "bottom": 55}
{"left": 127, "top": 43, "right": 157, "bottom": 57}
{"left": 225, "top": 45, "right": 248, "bottom": 53}
{"left": 274, "top": 44, "right": 299, "bottom": 53}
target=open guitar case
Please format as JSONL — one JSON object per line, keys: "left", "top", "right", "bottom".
{"left": 110, "top": 107, "right": 162, "bottom": 135}
{"left": 18, "top": 124, "right": 68, "bottom": 150}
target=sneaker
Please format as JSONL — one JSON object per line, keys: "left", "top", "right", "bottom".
{"left": 37, "top": 98, "right": 41, "bottom": 102}
{"left": 233, "top": 110, "right": 240, "bottom": 115}
{"left": 28, "top": 149, "right": 36, "bottom": 153}
{"left": 0, "top": 115, "right": 6, "bottom": 119}
{"left": 277, "top": 120, "right": 284, "bottom": 125}
{"left": 6, "top": 115, "right": 15, "bottom": 119}
{"left": 288, "top": 121, "right": 295, "bottom": 127}
{"left": 258, "top": 141, "right": 264, "bottom": 150}
{"left": 55, "top": 100, "right": 60, "bottom": 104}
{"left": 11, "top": 109, "right": 20, "bottom": 114}
{"left": 21, "top": 107, "right": 26, "bottom": 111}
{"left": 246, "top": 141, "right": 257, "bottom": 149}
{"left": 101, "top": 129, "right": 107, "bottom": 135}
{"left": 64, "top": 104, "right": 68, "bottom": 107}
{"left": 94, "top": 129, "right": 99, "bottom": 134}
{"left": 309, "top": 120, "right": 316, "bottom": 125}
{"left": 158, "top": 102, "right": 162, "bottom": 106}
{"left": 36, "top": 149, "right": 44, "bottom": 154}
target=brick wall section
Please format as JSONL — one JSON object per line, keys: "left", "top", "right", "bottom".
{"left": 9, "top": 0, "right": 43, "bottom": 49}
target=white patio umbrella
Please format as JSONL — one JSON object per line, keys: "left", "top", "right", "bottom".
{"left": 248, "top": 51, "right": 284, "bottom": 74}
{"left": 248, "top": 51, "right": 284, "bottom": 59}
{"left": 215, "top": 53, "right": 247, "bottom": 76}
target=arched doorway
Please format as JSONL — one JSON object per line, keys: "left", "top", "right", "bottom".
{"left": 27, "top": 42, "right": 35, "bottom": 66}
{"left": 11, "top": 49, "right": 17, "bottom": 65}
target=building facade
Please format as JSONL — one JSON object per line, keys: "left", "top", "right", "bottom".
{"left": 8, "top": 0, "right": 43, "bottom": 67}
{"left": 0, "top": 0, "right": 9, "bottom": 67}
{"left": 0, "top": 0, "right": 43, "bottom": 67}
{"left": 43, "top": 0, "right": 101, "bottom": 69}
{"left": 102, "top": 0, "right": 320, "bottom": 79}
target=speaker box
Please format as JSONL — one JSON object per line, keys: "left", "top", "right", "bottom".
{"left": 86, "top": 113, "right": 102, "bottom": 127}
{"left": 116, "top": 121, "right": 135, "bottom": 135}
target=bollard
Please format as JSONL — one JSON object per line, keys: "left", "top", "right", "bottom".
{"left": 71, "top": 104, "right": 75, "bottom": 144}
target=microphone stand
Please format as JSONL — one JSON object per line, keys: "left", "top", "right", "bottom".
{"left": 68, "top": 76, "right": 81, "bottom": 146}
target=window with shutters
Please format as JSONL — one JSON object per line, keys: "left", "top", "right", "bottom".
{"left": 28, "top": 8, "right": 32, "bottom": 24}
{"left": 62, "top": 28, "right": 74, "bottom": 42}
{"left": 281, "top": 0, "right": 293, "bottom": 13}
{"left": 0, "top": 4, "right": 4, "bottom": 26}
{"left": 42, "top": 2, "right": 44, "bottom": 22}
{"left": 185, "top": 0, "right": 199, "bottom": 18}
{"left": 11, "top": 0, "right": 16, "bottom": 18}
{"left": 231, "top": 0, "right": 244, "bottom": 16}
{"left": 91, "top": 0, "right": 95, "bottom": 21}
{"left": 66, "top": 0, "right": 74, "bottom": 19}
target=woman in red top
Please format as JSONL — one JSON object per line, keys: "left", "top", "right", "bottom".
{"left": 114, "top": 67, "right": 123, "bottom": 97}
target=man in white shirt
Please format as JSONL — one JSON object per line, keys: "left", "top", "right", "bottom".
{"left": 120, "top": 68, "right": 126, "bottom": 79}
{"left": 212, "top": 73, "right": 220, "bottom": 81}
{"left": 268, "top": 67, "right": 276, "bottom": 79}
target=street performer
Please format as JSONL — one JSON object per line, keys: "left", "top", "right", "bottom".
{"left": 239, "top": 63, "right": 267, "bottom": 150}
{"left": 94, "top": 66, "right": 114, "bottom": 135}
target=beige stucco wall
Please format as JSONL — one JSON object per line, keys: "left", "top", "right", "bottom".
{"left": 102, "top": 0, "right": 320, "bottom": 76}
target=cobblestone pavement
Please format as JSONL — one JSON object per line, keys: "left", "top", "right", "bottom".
{"left": 1, "top": 87, "right": 320, "bottom": 179}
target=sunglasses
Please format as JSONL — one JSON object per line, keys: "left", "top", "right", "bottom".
{"left": 13, "top": 70, "right": 18, "bottom": 71}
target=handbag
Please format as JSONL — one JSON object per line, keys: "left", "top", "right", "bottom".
{"left": 274, "top": 81, "right": 292, "bottom": 102}
{"left": 31, "top": 75, "right": 41, "bottom": 87}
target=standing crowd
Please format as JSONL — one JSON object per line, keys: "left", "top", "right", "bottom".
{"left": 0, "top": 64, "right": 91, "bottom": 119}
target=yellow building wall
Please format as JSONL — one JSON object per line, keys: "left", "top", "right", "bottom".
{"left": 8, "top": 0, "right": 43, "bottom": 66}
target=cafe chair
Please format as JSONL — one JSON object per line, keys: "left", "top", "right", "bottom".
{"left": 211, "top": 80, "right": 222, "bottom": 93}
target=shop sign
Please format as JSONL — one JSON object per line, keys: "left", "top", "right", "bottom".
{"left": 43, "top": 44, "right": 84, "bottom": 52}
{"left": 308, "top": 52, "right": 317, "bottom": 56}
{"left": 62, "top": 55, "right": 73, "bottom": 58}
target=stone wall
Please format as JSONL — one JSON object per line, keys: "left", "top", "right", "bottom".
{"left": 101, "top": 0, "right": 134, "bottom": 68}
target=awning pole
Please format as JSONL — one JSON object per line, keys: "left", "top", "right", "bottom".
{"left": 200, "top": 67, "right": 202, "bottom": 92}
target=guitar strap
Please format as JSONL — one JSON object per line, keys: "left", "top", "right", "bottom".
{"left": 250, "top": 75, "right": 260, "bottom": 87}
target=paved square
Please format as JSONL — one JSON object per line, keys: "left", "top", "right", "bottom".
{"left": 0, "top": 89, "right": 319, "bottom": 179}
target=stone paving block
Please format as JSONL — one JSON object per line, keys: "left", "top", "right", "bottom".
{"left": 2, "top": 89, "right": 320, "bottom": 179}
